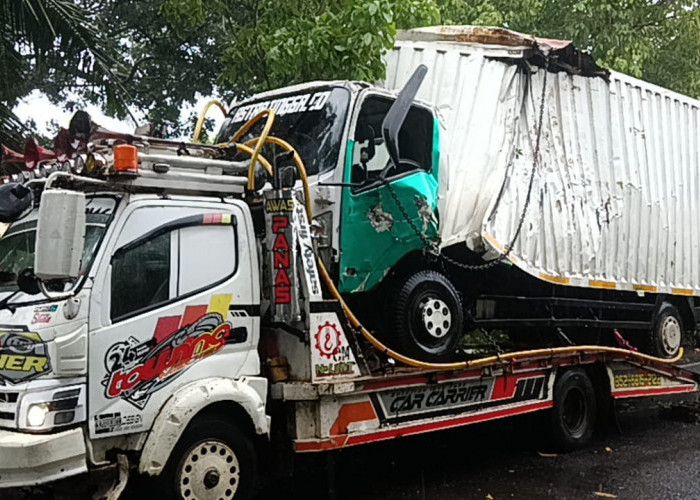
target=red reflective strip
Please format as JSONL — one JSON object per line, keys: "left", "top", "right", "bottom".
{"left": 611, "top": 385, "right": 696, "bottom": 399}
{"left": 153, "top": 316, "right": 182, "bottom": 344}
{"left": 180, "top": 305, "right": 208, "bottom": 328}
{"left": 295, "top": 400, "right": 553, "bottom": 452}
{"left": 203, "top": 214, "right": 222, "bottom": 225}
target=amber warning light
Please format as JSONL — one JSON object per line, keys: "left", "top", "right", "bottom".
{"left": 113, "top": 144, "right": 138, "bottom": 176}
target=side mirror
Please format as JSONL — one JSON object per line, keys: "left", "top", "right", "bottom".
{"left": 34, "top": 190, "right": 86, "bottom": 281}
{"left": 379, "top": 65, "right": 428, "bottom": 180}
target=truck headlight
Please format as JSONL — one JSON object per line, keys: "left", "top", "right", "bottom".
{"left": 19, "top": 384, "right": 85, "bottom": 432}
{"left": 26, "top": 403, "right": 49, "bottom": 427}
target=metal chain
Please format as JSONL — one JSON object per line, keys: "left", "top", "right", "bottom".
{"left": 383, "top": 56, "right": 551, "bottom": 272}
{"left": 481, "top": 327, "right": 505, "bottom": 356}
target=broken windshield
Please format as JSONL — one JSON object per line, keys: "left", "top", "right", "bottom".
{"left": 216, "top": 86, "right": 351, "bottom": 176}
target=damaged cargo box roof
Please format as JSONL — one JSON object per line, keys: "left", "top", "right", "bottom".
{"left": 395, "top": 25, "right": 608, "bottom": 78}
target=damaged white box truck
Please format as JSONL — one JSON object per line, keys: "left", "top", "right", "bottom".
{"left": 213, "top": 25, "right": 700, "bottom": 360}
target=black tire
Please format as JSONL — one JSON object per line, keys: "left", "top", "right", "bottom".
{"left": 649, "top": 302, "right": 683, "bottom": 359}
{"left": 390, "top": 269, "right": 463, "bottom": 360}
{"left": 153, "top": 415, "right": 257, "bottom": 500}
{"left": 549, "top": 368, "right": 596, "bottom": 452}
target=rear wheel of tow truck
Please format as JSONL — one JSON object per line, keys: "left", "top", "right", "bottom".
{"left": 649, "top": 302, "right": 683, "bottom": 359}
{"left": 155, "top": 415, "right": 257, "bottom": 500}
{"left": 391, "top": 269, "right": 463, "bottom": 361}
{"left": 550, "top": 368, "right": 596, "bottom": 451}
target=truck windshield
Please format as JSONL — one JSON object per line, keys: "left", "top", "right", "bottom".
{"left": 0, "top": 198, "right": 115, "bottom": 293}
{"left": 216, "top": 86, "right": 350, "bottom": 176}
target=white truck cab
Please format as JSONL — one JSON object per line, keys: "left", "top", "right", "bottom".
{"left": 0, "top": 190, "right": 269, "bottom": 493}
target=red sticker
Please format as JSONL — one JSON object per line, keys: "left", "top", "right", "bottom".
{"left": 315, "top": 321, "right": 342, "bottom": 359}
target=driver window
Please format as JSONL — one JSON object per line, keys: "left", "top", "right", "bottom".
{"left": 111, "top": 231, "right": 174, "bottom": 321}
{"left": 351, "top": 96, "right": 433, "bottom": 186}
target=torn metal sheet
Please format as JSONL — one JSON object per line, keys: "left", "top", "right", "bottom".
{"left": 386, "top": 29, "right": 700, "bottom": 296}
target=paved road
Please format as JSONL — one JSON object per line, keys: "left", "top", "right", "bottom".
{"left": 281, "top": 393, "right": 700, "bottom": 500}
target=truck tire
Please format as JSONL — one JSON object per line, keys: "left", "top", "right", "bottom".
{"left": 649, "top": 302, "right": 683, "bottom": 359}
{"left": 154, "top": 415, "right": 257, "bottom": 500}
{"left": 550, "top": 368, "right": 596, "bottom": 451}
{"left": 391, "top": 270, "right": 463, "bottom": 360}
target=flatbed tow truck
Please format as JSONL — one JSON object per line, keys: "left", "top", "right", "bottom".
{"left": 0, "top": 106, "right": 697, "bottom": 500}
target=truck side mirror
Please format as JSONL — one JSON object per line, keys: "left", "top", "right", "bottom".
{"left": 380, "top": 64, "right": 428, "bottom": 180}
{"left": 34, "top": 190, "right": 86, "bottom": 281}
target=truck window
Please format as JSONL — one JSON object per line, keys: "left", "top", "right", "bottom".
{"left": 178, "top": 225, "right": 236, "bottom": 295}
{"left": 0, "top": 198, "right": 115, "bottom": 294}
{"left": 111, "top": 231, "right": 172, "bottom": 320}
{"left": 110, "top": 222, "right": 237, "bottom": 321}
{"left": 351, "top": 96, "right": 433, "bottom": 185}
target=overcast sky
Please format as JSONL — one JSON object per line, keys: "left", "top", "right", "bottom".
{"left": 13, "top": 91, "right": 227, "bottom": 140}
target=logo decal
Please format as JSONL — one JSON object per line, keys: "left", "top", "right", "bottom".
{"left": 103, "top": 295, "right": 247, "bottom": 408}
{"left": 0, "top": 331, "right": 51, "bottom": 383}
{"left": 315, "top": 321, "right": 342, "bottom": 359}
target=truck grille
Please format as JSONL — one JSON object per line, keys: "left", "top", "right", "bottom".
{"left": 0, "top": 389, "right": 19, "bottom": 428}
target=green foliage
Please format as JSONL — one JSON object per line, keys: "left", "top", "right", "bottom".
{"left": 0, "top": 0, "right": 125, "bottom": 148}
{"left": 4, "top": 0, "right": 700, "bottom": 144}
{"left": 436, "top": 0, "right": 700, "bottom": 98}
{"left": 162, "top": 0, "right": 438, "bottom": 97}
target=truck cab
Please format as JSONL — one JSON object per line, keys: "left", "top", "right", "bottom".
{"left": 215, "top": 81, "right": 456, "bottom": 360}
{"left": 0, "top": 189, "right": 268, "bottom": 490}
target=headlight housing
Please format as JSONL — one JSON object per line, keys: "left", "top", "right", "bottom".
{"left": 18, "top": 383, "right": 86, "bottom": 432}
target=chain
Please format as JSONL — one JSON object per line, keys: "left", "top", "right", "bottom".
{"left": 383, "top": 56, "right": 551, "bottom": 272}
{"left": 481, "top": 328, "right": 505, "bottom": 356}
{"left": 384, "top": 179, "right": 439, "bottom": 253}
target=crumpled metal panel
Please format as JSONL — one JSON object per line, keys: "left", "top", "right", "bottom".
{"left": 396, "top": 25, "right": 570, "bottom": 50}
{"left": 386, "top": 34, "right": 700, "bottom": 295}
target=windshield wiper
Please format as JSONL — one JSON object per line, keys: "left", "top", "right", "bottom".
{"left": 0, "top": 290, "right": 21, "bottom": 312}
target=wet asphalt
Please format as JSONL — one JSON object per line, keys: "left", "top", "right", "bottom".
{"left": 300, "top": 393, "right": 700, "bottom": 500}
{"left": 283, "top": 362, "right": 700, "bottom": 500}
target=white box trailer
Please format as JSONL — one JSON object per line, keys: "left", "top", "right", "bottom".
{"left": 386, "top": 26, "right": 700, "bottom": 298}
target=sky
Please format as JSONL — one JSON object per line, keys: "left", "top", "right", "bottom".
{"left": 13, "top": 90, "right": 228, "bottom": 141}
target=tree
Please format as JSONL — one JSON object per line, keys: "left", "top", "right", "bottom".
{"left": 4, "top": 0, "right": 700, "bottom": 150}
{"left": 0, "top": 0, "right": 126, "bottom": 151}
{"left": 436, "top": 0, "right": 700, "bottom": 98}
{"left": 160, "top": 0, "right": 440, "bottom": 94}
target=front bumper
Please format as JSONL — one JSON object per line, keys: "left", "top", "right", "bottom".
{"left": 0, "top": 427, "right": 87, "bottom": 488}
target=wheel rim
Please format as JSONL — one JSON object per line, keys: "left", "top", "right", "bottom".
{"left": 660, "top": 316, "right": 681, "bottom": 356}
{"left": 177, "top": 440, "right": 240, "bottom": 500}
{"left": 420, "top": 297, "right": 452, "bottom": 339}
{"left": 562, "top": 387, "right": 587, "bottom": 439}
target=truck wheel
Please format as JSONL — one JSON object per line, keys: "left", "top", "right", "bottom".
{"left": 649, "top": 302, "right": 683, "bottom": 359}
{"left": 550, "top": 368, "right": 596, "bottom": 451}
{"left": 391, "top": 270, "right": 463, "bottom": 360}
{"left": 156, "top": 415, "right": 257, "bottom": 500}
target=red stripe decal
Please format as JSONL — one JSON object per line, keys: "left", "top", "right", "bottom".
{"left": 295, "top": 400, "right": 552, "bottom": 452}
{"left": 330, "top": 402, "right": 377, "bottom": 435}
{"left": 612, "top": 385, "right": 696, "bottom": 399}
{"left": 180, "top": 305, "right": 208, "bottom": 328}
{"left": 153, "top": 316, "right": 182, "bottom": 344}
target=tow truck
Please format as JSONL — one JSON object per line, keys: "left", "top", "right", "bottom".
{"left": 0, "top": 99, "right": 697, "bottom": 500}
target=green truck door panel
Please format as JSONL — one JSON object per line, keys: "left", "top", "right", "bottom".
{"left": 339, "top": 115, "right": 440, "bottom": 294}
